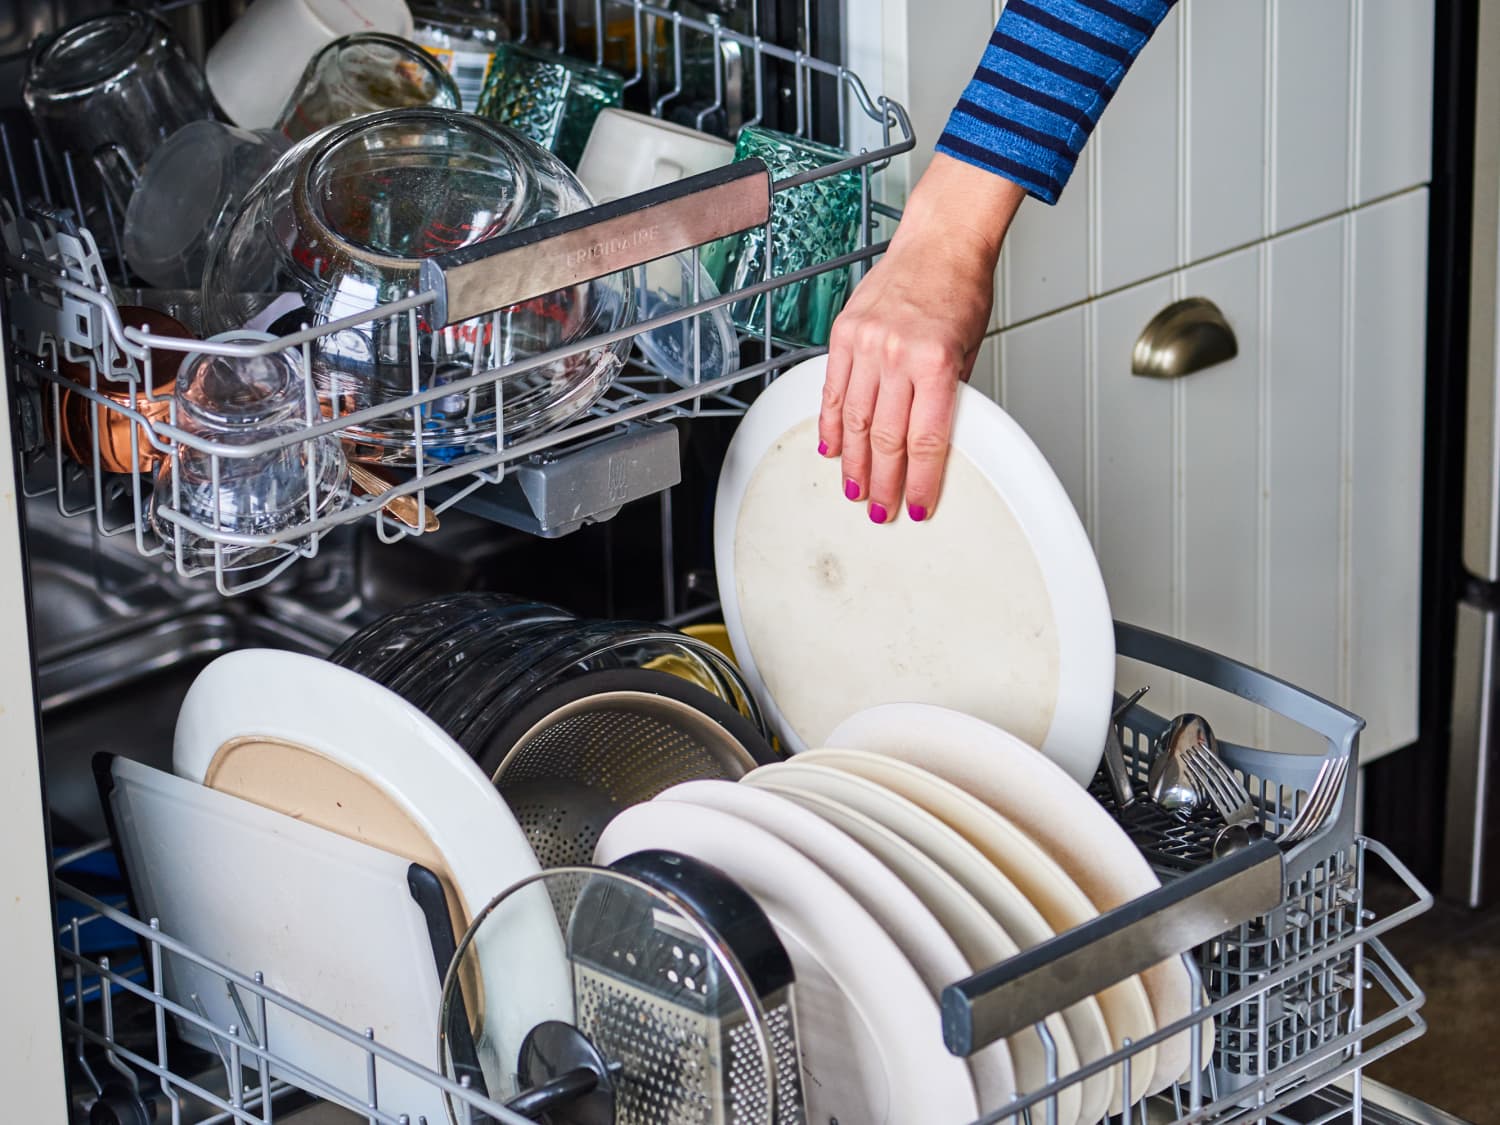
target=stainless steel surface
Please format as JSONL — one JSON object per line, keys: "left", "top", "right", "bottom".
{"left": 1130, "top": 297, "right": 1239, "bottom": 379}
{"left": 1104, "top": 686, "right": 1149, "bottom": 808}
{"left": 1147, "top": 713, "right": 1217, "bottom": 813}
{"left": 1283, "top": 753, "right": 1352, "bottom": 844}
{"left": 1180, "top": 743, "right": 1256, "bottom": 826}
{"left": 1443, "top": 601, "right": 1497, "bottom": 906}
{"left": 943, "top": 841, "right": 1285, "bottom": 1053}
{"left": 422, "top": 161, "right": 772, "bottom": 326}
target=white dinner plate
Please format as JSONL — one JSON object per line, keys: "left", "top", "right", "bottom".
{"left": 827, "top": 702, "right": 1205, "bottom": 1091}
{"left": 594, "top": 798, "right": 979, "bottom": 1125}
{"left": 172, "top": 649, "right": 571, "bottom": 1073}
{"left": 714, "top": 353, "right": 1114, "bottom": 783}
{"left": 796, "top": 749, "right": 1141, "bottom": 1115}
{"left": 748, "top": 762, "right": 1094, "bottom": 1125}
{"left": 659, "top": 779, "right": 1019, "bottom": 1114}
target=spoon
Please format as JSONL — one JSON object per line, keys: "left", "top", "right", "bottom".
{"left": 348, "top": 462, "right": 439, "bottom": 532}
{"left": 1146, "top": 713, "right": 1216, "bottom": 814}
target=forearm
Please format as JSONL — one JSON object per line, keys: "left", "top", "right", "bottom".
{"left": 938, "top": 0, "right": 1177, "bottom": 204}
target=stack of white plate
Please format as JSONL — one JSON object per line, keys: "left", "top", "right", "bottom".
{"left": 595, "top": 708, "right": 1211, "bottom": 1125}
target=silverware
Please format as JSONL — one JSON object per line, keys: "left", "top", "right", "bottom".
{"left": 1147, "top": 713, "right": 1213, "bottom": 813}
{"left": 1181, "top": 741, "right": 1256, "bottom": 826}
{"left": 348, "top": 462, "right": 439, "bottom": 532}
{"left": 1102, "top": 686, "right": 1150, "bottom": 807}
{"left": 1281, "top": 753, "right": 1351, "bottom": 845}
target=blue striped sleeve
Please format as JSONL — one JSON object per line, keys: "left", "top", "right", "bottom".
{"left": 937, "top": 0, "right": 1175, "bottom": 204}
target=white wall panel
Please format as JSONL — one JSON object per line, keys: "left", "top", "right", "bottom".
{"left": 1264, "top": 216, "right": 1348, "bottom": 757}
{"left": 1348, "top": 189, "right": 1428, "bottom": 760}
{"left": 1355, "top": 0, "right": 1435, "bottom": 205}
{"left": 998, "top": 306, "right": 1089, "bottom": 518}
{"left": 1186, "top": 0, "right": 1268, "bottom": 261}
{"left": 1094, "top": 6, "right": 1181, "bottom": 293}
{"left": 1177, "top": 246, "right": 1264, "bottom": 740}
{"left": 1001, "top": 148, "right": 1093, "bottom": 328}
{"left": 1272, "top": 0, "right": 1353, "bottom": 232}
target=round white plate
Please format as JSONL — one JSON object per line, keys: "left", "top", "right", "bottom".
{"left": 658, "top": 779, "right": 1018, "bottom": 1114}
{"left": 172, "top": 649, "right": 571, "bottom": 1070}
{"left": 748, "top": 762, "right": 1091, "bottom": 1125}
{"left": 714, "top": 353, "right": 1114, "bottom": 783}
{"left": 827, "top": 702, "right": 1205, "bottom": 1092}
{"left": 594, "top": 798, "right": 979, "bottom": 1125}
{"left": 796, "top": 749, "right": 1138, "bottom": 1115}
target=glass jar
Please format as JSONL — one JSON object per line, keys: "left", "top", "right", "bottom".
{"left": 275, "top": 33, "right": 462, "bottom": 142}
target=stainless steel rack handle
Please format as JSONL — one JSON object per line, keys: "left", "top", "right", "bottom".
{"left": 942, "top": 839, "right": 1284, "bottom": 1057}
{"left": 420, "top": 159, "right": 772, "bottom": 327}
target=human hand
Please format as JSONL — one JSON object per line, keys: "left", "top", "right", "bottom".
{"left": 819, "top": 154, "right": 1023, "bottom": 522}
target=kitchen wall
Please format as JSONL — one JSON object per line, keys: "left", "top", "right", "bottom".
{"left": 853, "top": 0, "right": 1435, "bottom": 760}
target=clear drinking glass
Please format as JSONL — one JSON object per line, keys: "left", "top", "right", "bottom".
{"left": 150, "top": 332, "right": 351, "bottom": 573}
{"left": 201, "top": 108, "right": 635, "bottom": 466}
{"left": 22, "top": 10, "right": 220, "bottom": 228}
{"left": 475, "top": 42, "right": 625, "bottom": 169}
{"left": 701, "top": 125, "right": 863, "bottom": 349}
{"left": 275, "top": 33, "right": 462, "bottom": 142}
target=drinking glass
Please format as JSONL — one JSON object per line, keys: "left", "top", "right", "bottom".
{"left": 23, "top": 11, "right": 219, "bottom": 227}
{"left": 275, "top": 33, "right": 462, "bottom": 142}
{"left": 476, "top": 42, "right": 625, "bottom": 168}
{"left": 701, "top": 125, "right": 862, "bottom": 348}
{"left": 150, "top": 332, "right": 351, "bottom": 573}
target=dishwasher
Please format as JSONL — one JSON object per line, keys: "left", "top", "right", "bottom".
{"left": 0, "top": 2, "right": 1440, "bottom": 1124}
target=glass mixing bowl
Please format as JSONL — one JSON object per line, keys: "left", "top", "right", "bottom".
{"left": 200, "top": 107, "right": 635, "bottom": 466}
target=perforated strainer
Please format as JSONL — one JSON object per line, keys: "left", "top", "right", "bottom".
{"left": 484, "top": 669, "right": 776, "bottom": 868}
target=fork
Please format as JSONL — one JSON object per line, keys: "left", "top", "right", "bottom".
{"left": 1281, "top": 754, "right": 1350, "bottom": 844}
{"left": 1181, "top": 744, "right": 1257, "bottom": 826}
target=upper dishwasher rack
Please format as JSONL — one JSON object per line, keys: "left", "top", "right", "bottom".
{"left": 1, "top": 0, "right": 914, "bottom": 596}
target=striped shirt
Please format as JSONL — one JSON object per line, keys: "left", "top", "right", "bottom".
{"left": 937, "top": 0, "right": 1176, "bottom": 204}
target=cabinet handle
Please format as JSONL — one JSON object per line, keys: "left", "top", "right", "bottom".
{"left": 1131, "top": 297, "right": 1238, "bottom": 379}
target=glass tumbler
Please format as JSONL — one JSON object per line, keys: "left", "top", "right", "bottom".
{"left": 23, "top": 10, "right": 220, "bottom": 229}
{"left": 276, "top": 33, "right": 462, "bottom": 142}
{"left": 150, "top": 332, "right": 351, "bottom": 574}
{"left": 475, "top": 42, "right": 624, "bottom": 168}
{"left": 701, "top": 126, "right": 863, "bottom": 349}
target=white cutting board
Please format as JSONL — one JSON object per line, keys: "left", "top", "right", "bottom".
{"left": 107, "top": 756, "right": 447, "bottom": 1125}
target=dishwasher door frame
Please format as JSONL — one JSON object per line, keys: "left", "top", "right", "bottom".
{"left": 0, "top": 298, "right": 69, "bottom": 1123}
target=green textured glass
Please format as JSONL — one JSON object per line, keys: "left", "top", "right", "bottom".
{"left": 702, "top": 126, "right": 862, "bottom": 348}
{"left": 475, "top": 42, "right": 624, "bottom": 168}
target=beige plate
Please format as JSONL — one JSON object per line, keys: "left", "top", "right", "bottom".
{"left": 747, "top": 765, "right": 1089, "bottom": 1125}
{"left": 800, "top": 749, "right": 1141, "bottom": 1118}
{"left": 826, "top": 703, "right": 1209, "bottom": 1090}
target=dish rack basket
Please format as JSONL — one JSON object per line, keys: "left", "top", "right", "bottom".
{"left": 0, "top": 0, "right": 913, "bottom": 596}
{"left": 51, "top": 623, "right": 1431, "bottom": 1125}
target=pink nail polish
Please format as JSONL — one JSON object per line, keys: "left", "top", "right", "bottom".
{"left": 908, "top": 504, "right": 927, "bottom": 522}
{"left": 844, "top": 479, "right": 860, "bottom": 501}
{"left": 869, "top": 503, "right": 888, "bottom": 524}
{"left": 818, "top": 440, "right": 829, "bottom": 456}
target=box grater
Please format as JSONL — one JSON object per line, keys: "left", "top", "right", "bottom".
{"left": 569, "top": 850, "right": 806, "bottom": 1125}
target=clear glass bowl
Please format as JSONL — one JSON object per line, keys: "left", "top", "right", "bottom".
{"left": 200, "top": 107, "right": 635, "bottom": 466}
{"left": 149, "top": 332, "right": 352, "bottom": 573}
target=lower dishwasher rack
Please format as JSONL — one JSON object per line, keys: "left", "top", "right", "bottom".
{"left": 50, "top": 624, "right": 1433, "bottom": 1125}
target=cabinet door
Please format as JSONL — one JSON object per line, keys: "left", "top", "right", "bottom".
{"left": 992, "top": 197, "right": 1426, "bottom": 759}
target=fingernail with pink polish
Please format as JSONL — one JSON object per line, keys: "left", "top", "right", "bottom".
{"left": 844, "top": 479, "right": 860, "bottom": 501}
{"left": 869, "top": 503, "right": 888, "bottom": 524}
{"left": 908, "top": 504, "right": 927, "bottom": 523}
{"left": 817, "top": 440, "right": 829, "bottom": 456}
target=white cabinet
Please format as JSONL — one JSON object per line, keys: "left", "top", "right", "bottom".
{"left": 978, "top": 193, "right": 1430, "bottom": 759}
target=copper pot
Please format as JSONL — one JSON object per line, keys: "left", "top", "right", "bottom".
{"left": 51, "top": 307, "right": 192, "bottom": 474}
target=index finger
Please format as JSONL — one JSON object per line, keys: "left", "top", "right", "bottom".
{"left": 902, "top": 376, "right": 958, "bottom": 522}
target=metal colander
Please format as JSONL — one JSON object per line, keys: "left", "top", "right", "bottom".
{"left": 489, "top": 670, "right": 774, "bottom": 868}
